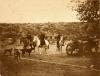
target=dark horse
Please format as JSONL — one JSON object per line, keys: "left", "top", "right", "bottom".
{"left": 20, "top": 36, "right": 34, "bottom": 56}
{"left": 83, "top": 38, "right": 99, "bottom": 55}
{"left": 3, "top": 48, "right": 13, "bottom": 55}
{"left": 20, "top": 47, "right": 34, "bottom": 56}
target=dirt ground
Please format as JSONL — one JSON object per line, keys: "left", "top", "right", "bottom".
{"left": 0, "top": 53, "right": 100, "bottom": 76}
{"left": 0, "top": 43, "right": 100, "bottom": 76}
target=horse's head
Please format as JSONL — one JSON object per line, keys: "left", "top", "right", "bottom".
{"left": 33, "top": 36, "right": 37, "bottom": 42}
{"left": 45, "top": 39, "right": 49, "bottom": 46}
{"left": 60, "top": 36, "right": 63, "bottom": 41}
{"left": 34, "top": 36, "right": 39, "bottom": 40}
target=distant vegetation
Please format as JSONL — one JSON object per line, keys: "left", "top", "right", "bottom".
{"left": 0, "top": 22, "right": 99, "bottom": 43}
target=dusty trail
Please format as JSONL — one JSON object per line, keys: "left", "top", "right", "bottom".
{"left": 21, "top": 57, "right": 100, "bottom": 72}
{"left": 1, "top": 41, "right": 100, "bottom": 76}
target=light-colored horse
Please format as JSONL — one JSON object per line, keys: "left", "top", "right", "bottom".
{"left": 33, "top": 36, "right": 49, "bottom": 54}
{"left": 58, "top": 36, "right": 64, "bottom": 52}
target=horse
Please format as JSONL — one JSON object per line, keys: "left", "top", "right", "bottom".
{"left": 20, "top": 46, "right": 34, "bottom": 56}
{"left": 82, "top": 39, "right": 99, "bottom": 55}
{"left": 20, "top": 37, "right": 29, "bottom": 47}
{"left": 20, "top": 36, "right": 35, "bottom": 56}
{"left": 3, "top": 48, "right": 13, "bottom": 55}
{"left": 57, "top": 35, "right": 64, "bottom": 52}
{"left": 33, "top": 36, "right": 49, "bottom": 54}
{"left": 69, "top": 39, "right": 99, "bottom": 56}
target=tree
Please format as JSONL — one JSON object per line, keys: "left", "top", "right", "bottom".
{"left": 72, "top": 0, "right": 100, "bottom": 37}
{"left": 76, "top": 0, "right": 99, "bottom": 22}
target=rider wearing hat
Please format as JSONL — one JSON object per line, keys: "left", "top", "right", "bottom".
{"left": 39, "top": 32, "right": 46, "bottom": 47}
{"left": 56, "top": 32, "right": 61, "bottom": 48}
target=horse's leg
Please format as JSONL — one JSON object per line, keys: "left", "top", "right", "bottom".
{"left": 33, "top": 46, "right": 35, "bottom": 53}
{"left": 29, "top": 52, "right": 30, "bottom": 56}
{"left": 34, "top": 46, "right": 36, "bottom": 53}
{"left": 44, "top": 46, "right": 47, "bottom": 54}
{"left": 19, "top": 53, "right": 20, "bottom": 60}
{"left": 66, "top": 46, "right": 68, "bottom": 54}
{"left": 16, "top": 55, "right": 18, "bottom": 62}
{"left": 70, "top": 50, "right": 72, "bottom": 55}
{"left": 9, "top": 51, "right": 11, "bottom": 55}
{"left": 56, "top": 46, "right": 58, "bottom": 51}
{"left": 17, "top": 55, "right": 19, "bottom": 62}
{"left": 61, "top": 46, "right": 62, "bottom": 52}
{"left": 10, "top": 50, "right": 12, "bottom": 56}
{"left": 83, "top": 46, "right": 85, "bottom": 56}
{"left": 95, "top": 46, "right": 98, "bottom": 53}
{"left": 3, "top": 50, "right": 6, "bottom": 55}
{"left": 29, "top": 49, "right": 32, "bottom": 56}
{"left": 57, "top": 46, "right": 60, "bottom": 52}
{"left": 37, "top": 47, "right": 40, "bottom": 54}
{"left": 48, "top": 45, "right": 49, "bottom": 49}
{"left": 59, "top": 47, "right": 60, "bottom": 52}
{"left": 22, "top": 51, "right": 25, "bottom": 56}
{"left": 88, "top": 47, "right": 92, "bottom": 56}
{"left": 34, "top": 47, "right": 35, "bottom": 53}
{"left": 70, "top": 48, "right": 73, "bottom": 55}
{"left": 59, "top": 45, "right": 62, "bottom": 53}
{"left": 83, "top": 45, "right": 88, "bottom": 56}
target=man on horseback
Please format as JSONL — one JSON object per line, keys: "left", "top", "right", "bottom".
{"left": 56, "top": 32, "right": 61, "bottom": 49}
{"left": 26, "top": 33, "right": 33, "bottom": 44}
{"left": 87, "top": 35, "right": 98, "bottom": 53}
{"left": 39, "top": 32, "right": 46, "bottom": 47}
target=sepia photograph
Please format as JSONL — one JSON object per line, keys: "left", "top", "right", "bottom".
{"left": 0, "top": 0, "right": 100, "bottom": 76}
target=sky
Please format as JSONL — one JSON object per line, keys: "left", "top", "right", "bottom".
{"left": 0, "top": 0, "right": 80, "bottom": 23}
